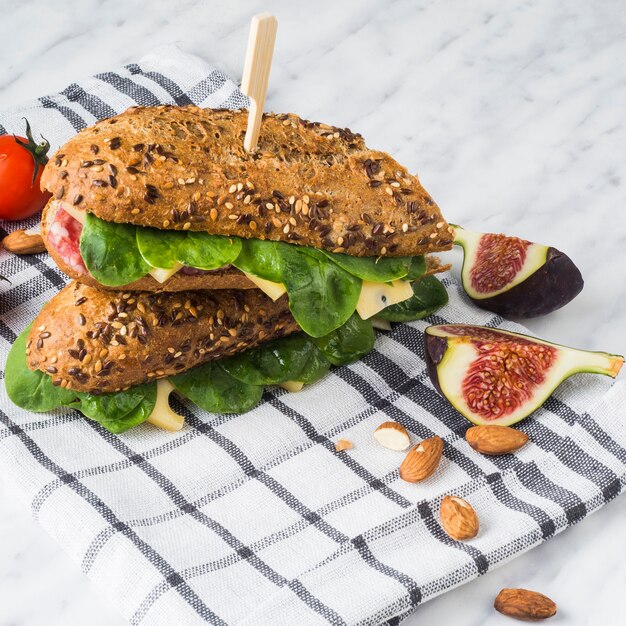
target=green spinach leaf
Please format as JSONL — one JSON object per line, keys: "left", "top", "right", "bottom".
{"left": 278, "top": 246, "right": 361, "bottom": 337}
{"left": 80, "top": 213, "right": 151, "bottom": 286}
{"left": 5, "top": 326, "right": 156, "bottom": 433}
{"left": 233, "top": 238, "right": 284, "bottom": 282}
{"left": 220, "top": 334, "right": 329, "bottom": 385}
{"left": 171, "top": 361, "right": 263, "bottom": 414}
{"left": 72, "top": 382, "right": 156, "bottom": 433}
{"left": 405, "top": 256, "right": 427, "bottom": 280}
{"left": 377, "top": 275, "right": 448, "bottom": 321}
{"left": 5, "top": 325, "right": 77, "bottom": 411}
{"left": 314, "top": 313, "right": 375, "bottom": 366}
{"left": 136, "top": 227, "right": 241, "bottom": 270}
{"left": 322, "top": 251, "right": 412, "bottom": 282}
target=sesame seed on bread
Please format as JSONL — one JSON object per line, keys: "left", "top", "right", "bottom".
{"left": 40, "top": 105, "right": 454, "bottom": 257}
{"left": 27, "top": 281, "right": 298, "bottom": 393}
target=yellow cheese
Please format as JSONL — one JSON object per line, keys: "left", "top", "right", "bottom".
{"left": 243, "top": 272, "right": 287, "bottom": 301}
{"left": 278, "top": 380, "right": 305, "bottom": 392}
{"left": 148, "top": 263, "right": 183, "bottom": 283}
{"left": 356, "top": 280, "right": 414, "bottom": 320}
{"left": 147, "top": 379, "right": 184, "bottom": 431}
{"left": 60, "top": 202, "right": 86, "bottom": 224}
{"left": 371, "top": 317, "right": 392, "bottom": 331}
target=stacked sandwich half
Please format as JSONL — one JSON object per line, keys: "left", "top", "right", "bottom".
{"left": 6, "top": 105, "right": 454, "bottom": 432}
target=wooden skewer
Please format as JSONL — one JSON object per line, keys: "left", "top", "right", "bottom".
{"left": 241, "top": 12, "right": 278, "bottom": 152}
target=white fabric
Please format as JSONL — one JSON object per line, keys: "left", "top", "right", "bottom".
{"left": 0, "top": 45, "right": 624, "bottom": 626}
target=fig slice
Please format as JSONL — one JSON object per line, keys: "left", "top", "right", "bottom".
{"left": 452, "top": 225, "right": 583, "bottom": 318}
{"left": 425, "top": 324, "right": 623, "bottom": 426}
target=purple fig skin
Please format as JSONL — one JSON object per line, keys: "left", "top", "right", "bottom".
{"left": 469, "top": 247, "right": 583, "bottom": 318}
{"left": 424, "top": 333, "right": 447, "bottom": 395}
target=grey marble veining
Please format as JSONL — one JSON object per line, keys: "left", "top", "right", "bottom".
{"left": 1, "top": 0, "right": 625, "bottom": 624}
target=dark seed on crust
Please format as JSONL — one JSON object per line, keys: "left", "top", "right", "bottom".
{"left": 132, "top": 143, "right": 145, "bottom": 152}
{"left": 109, "top": 137, "right": 121, "bottom": 150}
{"left": 59, "top": 170, "right": 69, "bottom": 179}
{"left": 109, "top": 175, "right": 118, "bottom": 189}
{"left": 368, "top": 180, "right": 382, "bottom": 188}
{"left": 92, "top": 179, "right": 108, "bottom": 187}
{"left": 90, "top": 144, "right": 99, "bottom": 154}
{"left": 109, "top": 164, "right": 118, "bottom": 176}
{"left": 80, "top": 161, "right": 94, "bottom": 168}
{"left": 55, "top": 187, "right": 65, "bottom": 199}
{"left": 78, "top": 314, "right": 86, "bottom": 325}
{"left": 73, "top": 194, "right": 83, "bottom": 206}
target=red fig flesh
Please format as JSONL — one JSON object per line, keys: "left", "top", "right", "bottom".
{"left": 425, "top": 324, "right": 623, "bottom": 426}
{"left": 453, "top": 226, "right": 583, "bottom": 318}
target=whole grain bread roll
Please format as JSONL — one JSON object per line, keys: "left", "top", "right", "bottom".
{"left": 27, "top": 282, "right": 298, "bottom": 393}
{"left": 41, "top": 106, "right": 454, "bottom": 257}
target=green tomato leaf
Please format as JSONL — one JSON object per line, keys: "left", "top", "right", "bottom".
{"left": 314, "top": 313, "right": 375, "bottom": 366}
{"left": 220, "top": 334, "right": 330, "bottom": 385}
{"left": 80, "top": 213, "right": 151, "bottom": 286}
{"left": 136, "top": 227, "right": 242, "bottom": 271}
{"left": 376, "top": 275, "right": 448, "bottom": 322}
{"left": 233, "top": 238, "right": 284, "bottom": 282}
{"left": 171, "top": 361, "right": 263, "bottom": 414}
{"left": 322, "top": 251, "right": 413, "bottom": 282}
{"left": 278, "top": 246, "right": 361, "bottom": 337}
{"left": 5, "top": 325, "right": 77, "bottom": 411}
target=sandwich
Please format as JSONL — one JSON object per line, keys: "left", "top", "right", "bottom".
{"left": 7, "top": 105, "right": 453, "bottom": 433}
{"left": 40, "top": 106, "right": 453, "bottom": 336}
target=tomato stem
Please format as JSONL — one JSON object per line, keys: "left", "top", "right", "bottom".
{"left": 13, "top": 118, "right": 50, "bottom": 187}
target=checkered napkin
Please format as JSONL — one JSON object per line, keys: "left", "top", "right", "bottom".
{"left": 1, "top": 45, "right": 625, "bottom": 626}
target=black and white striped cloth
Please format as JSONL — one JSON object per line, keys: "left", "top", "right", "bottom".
{"left": 1, "top": 45, "right": 624, "bottom": 626}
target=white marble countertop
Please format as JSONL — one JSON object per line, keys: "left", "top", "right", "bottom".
{"left": 1, "top": 0, "right": 625, "bottom": 624}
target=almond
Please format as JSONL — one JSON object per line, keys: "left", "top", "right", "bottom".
{"left": 466, "top": 425, "right": 529, "bottom": 456}
{"left": 335, "top": 438, "right": 353, "bottom": 452}
{"left": 374, "top": 421, "right": 411, "bottom": 451}
{"left": 2, "top": 230, "right": 46, "bottom": 255}
{"left": 494, "top": 588, "right": 557, "bottom": 620}
{"left": 440, "top": 495, "right": 479, "bottom": 540}
{"left": 399, "top": 435, "right": 443, "bottom": 482}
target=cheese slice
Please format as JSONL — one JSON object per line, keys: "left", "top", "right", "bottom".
{"left": 147, "top": 379, "right": 184, "bottom": 431}
{"left": 148, "top": 263, "right": 183, "bottom": 283}
{"left": 60, "top": 202, "right": 86, "bottom": 225}
{"left": 371, "top": 317, "right": 392, "bottom": 331}
{"left": 243, "top": 272, "right": 287, "bottom": 301}
{"left": 356, "top": 280, "right": 414, "bottom": 320}
{"left": 278, "top": 380, "right": 305, "bottom": 392}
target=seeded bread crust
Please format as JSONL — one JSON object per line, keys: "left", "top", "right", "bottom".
{"left": 41, "top": 105, "right": 453, "bottom": 257}
{"left": 27, "top": 282, "right": 298, "bottom": 393}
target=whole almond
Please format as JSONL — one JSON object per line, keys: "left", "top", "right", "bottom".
{"left": 440, "top": 495, "right": 479, "bottom": 540}
{"left": 494, "top": 588, "right": 557, "bottom": 620}
{"left": 466, "top": 425, "right": 528, "bottom": 456}
{"left": 399, "top": 435, "right": 443, "bottom": 482}
{"left": 374, "top": 421, "right": 411, "bottom": 451}
{"left": 2, "top": 230, "right": 46, "bottom": 255}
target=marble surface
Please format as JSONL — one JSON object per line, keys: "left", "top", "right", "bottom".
{"left": 1, "top": 0, "right": 625, "bottom": 624}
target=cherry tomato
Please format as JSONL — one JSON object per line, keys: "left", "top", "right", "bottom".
{"left": 0, "top": 120, "right": 52, "bottom": 221}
